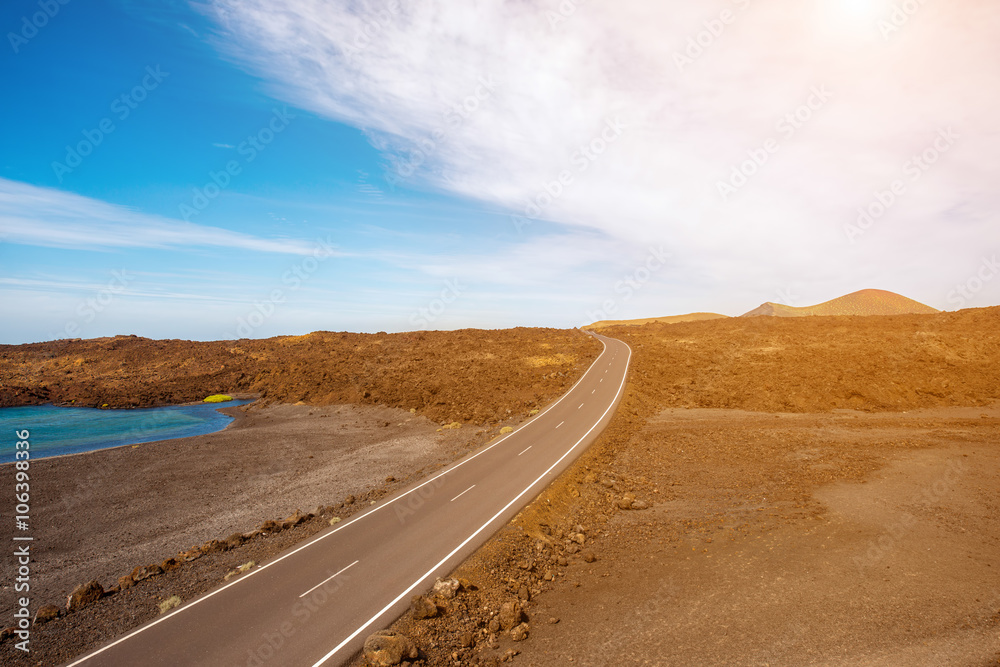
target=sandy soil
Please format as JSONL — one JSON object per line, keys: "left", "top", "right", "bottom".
{"left": 514, "top": 407, "right": 1000, "bottom": 666}
{"left": 1, "top": 402, "right": 492, "bottom": 618}
{"left": 363, "top": 307, "right": 1000, "bottom": 666}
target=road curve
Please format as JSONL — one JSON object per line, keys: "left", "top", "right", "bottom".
{"left": 66, "top": 332, "right": 631, "bottom": 667}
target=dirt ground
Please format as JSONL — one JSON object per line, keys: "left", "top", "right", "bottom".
{"left": 514, "top": 407, "right": 1000, "bottom": 666}
{"left": 365, "top": 307, "right": 1000, "bottom": 667}
{"left": 0, "top": 327, "right": 602, "bottom": 425}
{"left": 3, "top": 309, "right": 1000, "bottom": 666}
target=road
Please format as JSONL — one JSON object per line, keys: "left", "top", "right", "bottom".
{"left": 66, "top": 332, "right": 631, "bottom": 667}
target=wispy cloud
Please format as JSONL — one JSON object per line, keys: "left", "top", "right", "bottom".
{"left": 0, "top": 178, "right": 327, "bottom": 255}
{"left": 204, "top": 0, "right": 1000, "bottom": 309}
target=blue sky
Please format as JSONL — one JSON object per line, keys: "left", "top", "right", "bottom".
{"left": 1, "top": 0, "right": 998, "bottom": 343}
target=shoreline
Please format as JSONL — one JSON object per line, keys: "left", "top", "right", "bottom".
{"left": 0, "top": 397, "right": 259, "bottom": 465}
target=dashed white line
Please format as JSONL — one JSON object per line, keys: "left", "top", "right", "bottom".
{"left": 591, "top": 389, "right": 596, "bottom": 394}
{"left": 300, "top": 560, "right": 359, "bottom": 598}
{"left": 578, "top": 403, "right": 584, "bottom": 409}
{"left": 556, "top": 421, "right": 564, "bottom": 428}
{"left": 450, "top": 485, "right": 476, "bottom": 502}
{"left": 518, "top": 446, "right": 532, "bottom": 456}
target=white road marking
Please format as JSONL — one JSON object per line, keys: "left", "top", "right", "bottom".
{"left": 556, "top": 421, "right": 564, "bottom": 428}
{"left": 592, "top": 389, "right": 596, "bottom": 394}
{"left": 600, "top": 378, "right": 604, "bottom": 383}
{"left": 518, "top": 446, "right": 532, "bottom": 456}
{"left": 312, "top": 339, "right": 633, "bottom": 667}
{"left": 450, "top": 485, "right": 476, "bottom": 502}
{"left": 578, "top": 403, "right": 584, "bottom": 409}
{"left": 300, "top": 561, "right": 359, "bottom": 598}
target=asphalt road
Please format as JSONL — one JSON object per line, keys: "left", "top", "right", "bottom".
{"left": 66, "top": 332, "right": 631, "bottom": 667}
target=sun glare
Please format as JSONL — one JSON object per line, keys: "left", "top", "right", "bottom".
{"left": 816, "top": 0, "right": 887, "bottom": 39}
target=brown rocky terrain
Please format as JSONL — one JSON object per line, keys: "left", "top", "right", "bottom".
{"left": 585, "top": 312, "right": 729, "bottom": 329}
{"left": 4, "top": 308, "right": 1000, "bottom": 666}
{"left": 356, "top": 306, "right": 1000, "bottom": 666}
{"left": 0, "top": 328, "right": 601, "bottom": 424}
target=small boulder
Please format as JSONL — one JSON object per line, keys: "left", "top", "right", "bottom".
{"left": 631, "top": 499, "right": 650, "bottom": 510}
{"left": 410, "top": 595, "right": 438, "bottom": 620}
{"left": 432, "top": 577, "right": 460, "bottom": 600}
{"left": 258, "top": 520, "right": 282, "bottom": 534}
{"left": 362, "top": 630, "right": 418, "bottom": 667}
{"left": 34, "top": 605, "right": 60, "bottom": 624}
{"left": 66, "top": 580, "right": 103, "bottom": 612}
{"left": 282, "top": 509, "right": 310, "bottom": 529}
{"left": 617, "top": 493, "right": 636, "bottom": 510}
{"left": 160, "top": 557, "right": 183, "bottom": 572}
{"left": 131, "top": 564, "right": 164, "bottom": 582}
{"left": 202, "top": 539, "right": 228, "bottom": 554}
{"left": 510, "top": 623, "right": 530, "bottom": 642}
{"left": 118, "top": 574, "right": 135, "bottom": 590}
{"left": 498, "top": 600, "right": 524, "bottom": 631}
{"left": 181, "top": 546, "right": 203, "bottom": 562}
{"left": 224, "top": 532, "right": 246, "bottom": 549}
{"left": 582, "top": 551, "right": 597, "bottom": 563}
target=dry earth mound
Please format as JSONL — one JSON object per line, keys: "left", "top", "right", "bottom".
{"left": 0, "top": 328, "right": 601, "bottom": 425}
{"left": 741, "top": 288, "right": 938, "bottom": 318}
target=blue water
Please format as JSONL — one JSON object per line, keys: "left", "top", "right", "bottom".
{"left": 0, "top": 400, "right": 252, "bottom": 463}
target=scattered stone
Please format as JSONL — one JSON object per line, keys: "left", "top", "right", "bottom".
{"left": 282, "top": 509, "right": 310, "bottom": 529}
{"left": 498, "top": 600, "right": 524, "bottom": 631}
{"left": 500, "top": 426, "right": 514, "bottom": 434}
{"left": 385, "top": 476, "right": 396, "bottom": 483}
{"left": 329, "top": 517, "right": 342, "bottom": 526}
{"left": 66, "top": 580, "right": 104, "bottom": 612}
{"left": 571, "top": 533, "right": 586, "bottom": 545}
{"left": 345, "top": 495, "right": 356, "bottom": 505}
{"left": 224, "top": 532, "right": 247, "bottom": 549}
{"left": 432, "top": 577, "right": 461, "bottom": 599}
{"left": 488, "top": 618, "right": 500, "bottom": 633}
{"left": 181, "top": 546, "right": 203, "bottom": 562}
{"left": 582, "top": 551, "right": 597, "bottom": 563}
{"left": 583, "top": 472, "right": 597, "bottom": 484}
{"left": 617, "top": 493, "right": 636, "bottom": 510}
{"left": 202, "top": 539, "right": 228, "bottom": 553}
{"left": 258, "top": 520, "right": 282, "bottom": 534}
{"left": 459, "top": 632, "right": 474, "bottom": 648}
{"left": 631, "top": 499, "right": 650, "bottom": 510}
{"left": 131, "top": 564, "right": 163, "bottom": 582}
{"left": 34, "top": 605, "right": 60, "bottom": 625}
{"left": 557, "top": 556, "right": 568, "bottom": 566}
{"left": 160, "top": 557, "right": 183, "bottom": 572}
{"left": 510, "top": 623, "right": 530, "bottom": 642}
{"left": 548, "top": 616, "right": 560, "bottom": 624}
{"left": 410, "top": 595, "right": 438, "bottom": 620}
{"left": 118, "top": 574, "right": 135, "bottom": 590}
{"left": 566, "top": 544, "right": 580, "bottom": 555}
{"left": 362, "top": 630, "right": 418, "bottom": 667}
{"left": 518, "top": 585, "right": 531, "bottom": 601}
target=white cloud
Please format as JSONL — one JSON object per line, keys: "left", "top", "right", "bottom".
{"left": 202, "top": 0, "right": 1000, "bottom": 312}
{"left": 0, "top": 178, "right": 325, "bottom": 255}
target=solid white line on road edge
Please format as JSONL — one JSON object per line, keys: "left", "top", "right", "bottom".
{"left": 65, "top": 338, "right": 619, "bottom": 667}
{"left": 556, "top": 421, "right": 564, "bottom": 428}
{"left": 300, "top": 560, "right": 359, "bottom": 599}
{"left": 450, "top": 485, "right": 476, "bottom": 502}
{"left": 518, "top": 446, "right": 532, "bottom": 456}
{"left": 311, "top": 339, "right": 632, "bottom": 667}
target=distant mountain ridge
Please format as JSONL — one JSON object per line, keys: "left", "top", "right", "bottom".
{"left": 740, "top": 289, "right": 938, "bottom": 318}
